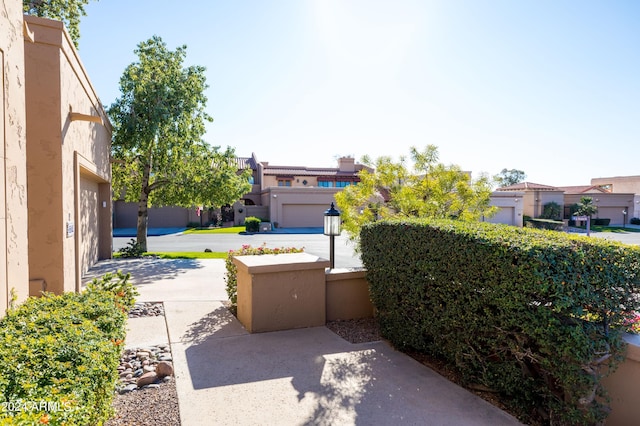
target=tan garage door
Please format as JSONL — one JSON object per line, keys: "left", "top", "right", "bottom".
{"left": 282, "top": 204, "right": 326, "bottom": 228}
{"left": 80, "top": 178, "right": 99, "bottom": 274}
{"left": 485, "top": 207, "right": 515, "bottom": 226}
{"left": 596, "top": 207, "right": 625, "bottom": 225}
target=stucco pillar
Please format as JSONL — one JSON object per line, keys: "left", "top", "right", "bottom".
{"left": 233, "top": 253, "right": 330, "bottom": 333}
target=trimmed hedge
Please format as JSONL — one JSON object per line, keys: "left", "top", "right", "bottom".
{"left": 361, "top": 219, "right": 640, "bottom": 425}
{"left": 0, "top": 272, "right": 137, "bottom": 425}
{"left": 524, "top": 218, "right": 564, "bottom": 231}
{"left": 593, "top": 218, "right": 611, "bottom": 226}
{"left": 244, "top": 216, "right": 261, "bottom": 232}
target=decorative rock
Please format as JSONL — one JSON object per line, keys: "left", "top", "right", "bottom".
{"left": 156, "top": 361, "right": 174, "bottom": 379}
{"left": 143, "top": 365, "right": 155, "bottom": 373}
{"left": 143, "top": 383, "right": 161, "bottom": 389}
{"left": 136, "top": 372, "right": 158, "bottom": 387}
{"left": 118, "top": 384, "right": 138, "bottom": 394}
{"left": 134, "top": 368, "right": 144, "bottom": 377}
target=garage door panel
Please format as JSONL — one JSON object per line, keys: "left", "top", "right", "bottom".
{"left": 486, "top": 207, "right": 515, "bottom": 226}
{"left": 596, "top": 207, "right": 625, "bottom": 225}
{"left": 282, "top": 204, "right": 325, "bottom": 228}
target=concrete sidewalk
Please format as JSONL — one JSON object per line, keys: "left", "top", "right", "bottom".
{"left": 86, "top": 258, "right": 521, "bottom": 426}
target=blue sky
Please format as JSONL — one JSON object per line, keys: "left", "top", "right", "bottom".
{"left": 78, "top": 0, "right": 639, "bottom": 186}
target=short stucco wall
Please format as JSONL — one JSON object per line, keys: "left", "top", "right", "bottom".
{"left": 234, "top": 253, "right": 329, "bottom": 333}
{"left": 326, "top": 268, "right": 374, "bottom": 321}
{"left": 234, "top": 255, "right": 375, "bottom": 333}
{"left": 603, "top": 335, "right": 640, "bottom": 425}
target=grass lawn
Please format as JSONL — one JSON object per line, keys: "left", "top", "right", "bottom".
{"left": 182, "top": 226, "right": 245, "bottom": 234}
{"left": 113, "top": 251, "right": 228, "bottom": 259}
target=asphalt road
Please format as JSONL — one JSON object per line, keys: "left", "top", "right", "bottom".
{"left": 113, "top": 231, "right": 363, "bottom": 269}
{"left": 112, "top": 226, "right": 640, "bottom": 271}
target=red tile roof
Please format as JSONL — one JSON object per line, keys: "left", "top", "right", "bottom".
{"left": 496, "top": 182, "right": 561, "bottom": 191}
{"left": 556, "top": 185, "right": 609, "bottom": 194}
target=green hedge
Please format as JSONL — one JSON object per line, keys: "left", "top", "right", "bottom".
{"left": 244, "top": 216, "right": 261, "bottom": 232}
{"left": 0, "top": 272, "right": 137, "bottom": 425}
{"left": 360, "top": 219, "right": 640, "bottom": 425}
{"left": 524, "top": 218, "right": 564, "bottom": 231}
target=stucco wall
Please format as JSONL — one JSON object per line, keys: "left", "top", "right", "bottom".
{"left": 564, "top": 193, "right": 635, "bottom": 225}
{"left": 591, "top": 176, "right": 640, "bottom": 195}
{"left": 0, "top": 0, "right": 30, "bottom": 314}
{"left": 522, "top": 191, "right": 564, "bottom": 218}
{"left": 264, "top": 187, "right": 339, "bottom": 228}
{"left": 24, "top": 15, "right": 111, "bottom": 293}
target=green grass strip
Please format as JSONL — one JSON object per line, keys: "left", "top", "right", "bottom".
{"left": 182, "top": 226, "right": 245, "bottom": 234}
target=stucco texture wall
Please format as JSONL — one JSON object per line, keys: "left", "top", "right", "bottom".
{"left": 1, "top": 0, "right": 30, "bottom": 314}
{"left": 24, "top": 15, "right": 111, "bottom": 294}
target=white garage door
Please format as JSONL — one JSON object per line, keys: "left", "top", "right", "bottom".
{"left": 282, "top": 204, "right": 326, "bottom": 228}
{"left": 485, "top": 207, "right": 515, "bottom": 226}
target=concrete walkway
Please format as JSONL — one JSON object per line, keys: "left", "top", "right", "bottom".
{"left": 85, "top": 258, "right": 521, "bottom": 426}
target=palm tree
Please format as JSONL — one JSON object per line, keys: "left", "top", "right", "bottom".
{"left": 574, "top": 197, "right": 598, "bottom": 236}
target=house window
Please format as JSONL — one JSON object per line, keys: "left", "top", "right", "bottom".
{"left": 318, "top": 181, "right": 333, "bottom": 188}
{"left": 278, "top": 180, "right": 291, "bottom": 187}
{"left": 336, "top": 181, "right": 354, "bottom": 188}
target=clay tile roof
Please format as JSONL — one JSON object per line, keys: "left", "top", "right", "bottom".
{"left": 497, "top": 182, "right": 561, "bottom": 191}
{"left": 556, "top": 185, "right": 609, "bottom": 194}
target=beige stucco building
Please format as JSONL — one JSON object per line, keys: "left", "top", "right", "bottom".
{"left": 1, "top": 4, "right": 112, "bottom": 317}
{"left": 24, "top": 15, "right": 112, "bottom": 294}
{"left": 1, "top": 0, "right": 31, "bottom": 314}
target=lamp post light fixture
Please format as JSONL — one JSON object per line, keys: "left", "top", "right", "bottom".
{"left": 324, "top": 202, "right": 341, "bottom": 269}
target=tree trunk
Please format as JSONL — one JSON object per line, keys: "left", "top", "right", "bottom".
{"left": 137, "top": 161, "right": 152, "bottom": 252}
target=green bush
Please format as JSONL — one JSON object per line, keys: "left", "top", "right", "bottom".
{"left": 360, "top": 219, "right": 640, "bottom": 425}
{"left": 0, "top": 272, "right": 137, "bottom": 425}
{"left": 118, "top": 238, "right": 145, "bottom": 258}
{"left": 225, "top": 244, "right": 304, "bottom": 313}
{"left": 244, "top": 217, "right": 261, "bottom": 233}
{"left": 524, "top": 217, "right": 564, "bottom": 231}
{"left": 539, "top": 201, "right": 562, "bottom": 220}
{"left": 630, "top": 217, "right": 640, "bottom": 225}
{"left": 593, "top": 218, "right": 611, "bottom": 226}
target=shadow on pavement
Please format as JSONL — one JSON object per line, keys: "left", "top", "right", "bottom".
{"left": 83, "top": 258, "right": 204, "bottom": 286}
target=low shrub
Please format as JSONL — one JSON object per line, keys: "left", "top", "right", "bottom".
{"left": 524, "top": 217, "right": 564, "bottom": 231}
{"left": 361, "top": 219, "right": 640, "bottom": 425}
{"left": 244, "top": 217, "right": 261, "bottom": 233}
{"left": 0, "top": 271, "right": 137, "bottom": 425}
{"left": 225, "top": 244, "right": 304, "bottom": 312}
{"left": 118, "top": 238, "right": 145, "bottom": 258}
{"left": 630, "top": 217, "right": 640, "bottom": 225}
{"left": 593, "top": 218, "right": 611, "bottom": 226}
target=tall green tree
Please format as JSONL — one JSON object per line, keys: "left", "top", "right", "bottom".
{"left": 23, "top": 0, "right": 96, "bottom": 48}
{"left": 495, "top": 168, "right": 526, "bottom": 187}
{"left": 109, "top": 36, "right": 251, "bottom": 250}
{"left": 335, "top": 145, "right": 497, "bottom": 246}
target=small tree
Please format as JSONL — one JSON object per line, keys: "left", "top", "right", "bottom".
{"left": 495, "top": 168, "right": 526, "bottom": 187}
{"left": 335, "top": 145, "right": 497, "bottom": 246}
{"left": 23, "top": 0, "right": 96, "bottom": 48}
{"left": 539, "top": 201, "right": 562, "bottom": 220}
{"left": 574, "top": 196, "right": 598, "bottom": 236}
{"left": 110, "top": 36, "right": 251, "bottom": 250}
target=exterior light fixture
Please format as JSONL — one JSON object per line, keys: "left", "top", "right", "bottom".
{"left": 324, "top": 202, "right": 341, "bottom": 269}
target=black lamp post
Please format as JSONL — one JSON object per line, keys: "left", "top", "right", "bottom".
{"left": 324, "top": 202, "right": 341, "bottom": 269}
